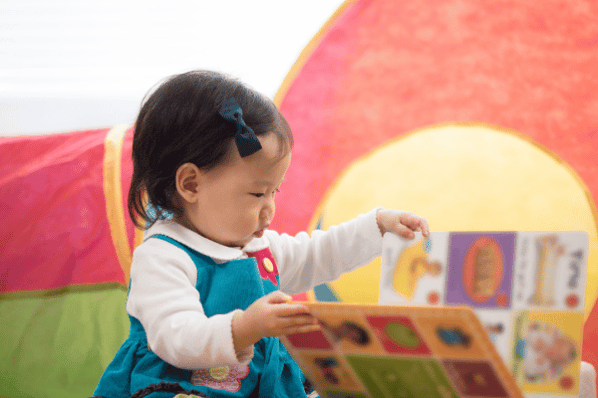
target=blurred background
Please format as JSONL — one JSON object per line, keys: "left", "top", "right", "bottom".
{"left": 2, "top": 1, "right": 598, "bottom": 397}
{"left": 0, "top": 0, "right": 344, "bottom": 137}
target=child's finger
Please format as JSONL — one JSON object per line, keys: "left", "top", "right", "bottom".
{"left": 265, "top": 291, "right": 293, "bottom": 304}
{"left": 401, "top": 215, "right": 430, "bottom": 237}
{"left": 400, "top": 214, "right": 422, "bottom": 229}
{"left": 282, "top": 315, "right": 321, "bottom": 333}
{"left": 285, "top": 323, "right": 322, "bottom": 335}
{"left": 417, "top": 219, "right": 430, "bottom": 237}
{"left": 276, "top": 303, "right": 312, "bottom": 317}
{"left": 285, "top": 314, "right": 319, "bottom": 325}
{"left": 393, "top": 223, "right": 416, "bottom": 239}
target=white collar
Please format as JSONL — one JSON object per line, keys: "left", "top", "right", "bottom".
{"left": 144, "top": 220, "right": 270, "bottom": 261}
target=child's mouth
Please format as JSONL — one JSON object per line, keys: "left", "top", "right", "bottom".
{"left": 254, "top": 226, "right": 268, "bottom": 238}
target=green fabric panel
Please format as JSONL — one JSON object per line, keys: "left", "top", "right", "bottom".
{"left": 0, "top": 285, "right": 129, "bottom": 398}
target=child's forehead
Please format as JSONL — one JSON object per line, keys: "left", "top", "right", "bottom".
{"left": 245, "top": 150, "right": 291, "bottom": 181}
{"left": 260, "top": 128, "right": 292, "bottom": 156}
{"left": 231, "top": 131, "right": 290, "bottom": 164}
{"left": 214, "top": 135, "right": 290, "bottom": 186}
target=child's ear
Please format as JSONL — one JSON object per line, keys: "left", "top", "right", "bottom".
{"left": 175, "top": 163, "right": 201, "bottom": 203}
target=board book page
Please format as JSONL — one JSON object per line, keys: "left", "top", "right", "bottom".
{"left": 281, "top": 302, "right": 523, "bottom": 398}
{"left": 378, "top": 231, "right": 588, "bottom": 398}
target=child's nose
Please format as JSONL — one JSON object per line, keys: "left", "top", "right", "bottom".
{"left": 260, "top": 198, "right": 275, "bottom": 220}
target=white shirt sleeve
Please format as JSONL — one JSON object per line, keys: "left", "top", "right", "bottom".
{"left": 126, "top": 238, "right": 253, "bottom": 370}
{"left": 268, "top": 208, "right": 384, "bottom": 295}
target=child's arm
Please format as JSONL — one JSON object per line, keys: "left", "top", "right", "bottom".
{"left": 127, "top": 239, "right": 252, "bottom": 370}
{"left": 269, "top": 208, "right": 428, "bottom": 294}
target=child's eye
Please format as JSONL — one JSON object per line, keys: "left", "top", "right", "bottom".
{"left": 251, "top": 189, "right": 280, "bottom": 198}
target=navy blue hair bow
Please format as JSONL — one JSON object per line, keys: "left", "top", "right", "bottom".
{"left": 218, "top": 97, "right": 262, "bottom": 157}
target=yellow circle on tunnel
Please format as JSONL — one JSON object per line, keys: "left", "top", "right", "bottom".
{"left": 309, "top": 123, "right": 598, "bottom": 319}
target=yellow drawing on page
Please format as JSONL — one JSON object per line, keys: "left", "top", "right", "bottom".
{"left": 529, "top": 235, "right": 565, "bottom": 306}
{"left": 392, "top": 239, "right": 442, "bottom": 300}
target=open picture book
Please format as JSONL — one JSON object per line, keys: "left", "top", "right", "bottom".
{"left": 281, "top": 231, "right": 587, "bottom": 398}
{"left": 281, "top": 301, "right": 523, "bottom": 398}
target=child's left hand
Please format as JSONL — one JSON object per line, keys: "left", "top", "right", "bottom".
{"left": 376, "top": 209, "right": 429, "bottom": 239}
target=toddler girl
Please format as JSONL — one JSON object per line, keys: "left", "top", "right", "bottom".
{"left": 93, "top": 70, "right": 429, "bottom": 398}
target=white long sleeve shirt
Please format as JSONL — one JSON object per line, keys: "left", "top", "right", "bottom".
{"left": 126, "top": 208, "right": 383, "bottom": 370}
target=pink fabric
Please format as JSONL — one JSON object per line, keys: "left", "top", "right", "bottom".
{"left": 0, "top": 129, "right": 134, "bottom": 293}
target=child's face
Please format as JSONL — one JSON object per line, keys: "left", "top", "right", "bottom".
{"left": 180, "top": 132, "right": 291, "bottom": 248}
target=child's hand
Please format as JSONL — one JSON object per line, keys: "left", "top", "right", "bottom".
{"left": 376, "top": 209, "right": 429, "bottom": 239}
{"left": 231, "top": 291, "right": 320, "bottom": 352}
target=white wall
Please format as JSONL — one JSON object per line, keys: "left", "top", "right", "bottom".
{"left": 0, "top": 0, "right": 345, "bottom": 136}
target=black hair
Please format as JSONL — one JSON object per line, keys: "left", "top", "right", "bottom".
{"left": 128, "top": 70, "right": 293, "bottom": 229}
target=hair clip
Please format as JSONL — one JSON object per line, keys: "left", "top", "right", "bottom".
{"left": 218, "top": 97, "right": 262, "bottom": 157}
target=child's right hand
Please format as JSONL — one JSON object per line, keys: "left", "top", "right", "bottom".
{"left": 231, "top": 291, "right": 320, "bottom": 353}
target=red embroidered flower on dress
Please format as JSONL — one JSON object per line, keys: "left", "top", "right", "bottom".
{"left": 246, "top": 248, "right": 279, "bottom": 286}
{"left": 190, "top": 365, "right": 249, "bottom": 392}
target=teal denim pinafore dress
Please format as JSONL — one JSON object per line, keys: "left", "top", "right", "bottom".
{"left": 93, "top": 235, "right": 307, "bottom": 398}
